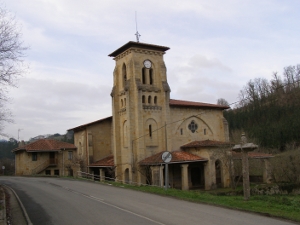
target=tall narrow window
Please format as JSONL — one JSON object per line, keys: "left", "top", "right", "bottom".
{"left": 122, "top": 64, "right": 127, "bottom": 88}
{"left": 124, "top": 98, "right": 126, "bottom": 106}
{"left": 149, "top": 125, "right": 152, "bottom": 137}
{"left": 149, "top": 69, "right": 153, "bottom": 85}
{"left": 180, "top": 128, "right": 183, "bottom": 135}
{"left": 142, "top": 95, "right": 145, "bottom": 103}
{"left": 154, "top": 96, "right": 157, "bottom": 105}
{"left": 204, "top": 128, "right": 206, "bottom": 135}
{"left": 142, "top": 68, "right": 146, "bottom": 84}
{"left": 148, "top": 96, "right": 151, "bottom": 104}
{"left": 121, "top": 99, "right": 123, "bottom": 107}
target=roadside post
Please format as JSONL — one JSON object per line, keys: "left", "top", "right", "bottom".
{"left": 161, "top": 151, "right": 172, "bottom": 190}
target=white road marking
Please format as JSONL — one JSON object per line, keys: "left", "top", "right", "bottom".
{"left": 48, "top": 182, "right": 165, "bottom": 225}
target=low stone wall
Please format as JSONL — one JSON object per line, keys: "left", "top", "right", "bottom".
{"left": 251, "top": 183, "right": 300, "bottom": 195}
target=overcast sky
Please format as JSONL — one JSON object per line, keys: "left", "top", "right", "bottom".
{"left": 1, "top": 0, "right": 299, "bottom": 141}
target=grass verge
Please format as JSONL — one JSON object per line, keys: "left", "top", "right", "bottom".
{"left": 104, "top": 181, "right": 300, "bottom": 223}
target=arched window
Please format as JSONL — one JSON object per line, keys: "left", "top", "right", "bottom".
{"left": 148, "top": 96, "right": 151, "bottom": 104}
{"left": 149, "top": 68, "right": 153, "bottom": 85}
{"left": 154, "top": 96, "right": 157, "bottom": 105}
{"left": 142, "top": 68, "right": 146, "bottom": 84}
{"left": 142, "top": 95, "right": 145, "bottom": 103}
{"left": 149, "top": 125, "right": 152, "bottom": 137}
{"left": 122, "top": 64, "right": 127, "bottom": 88}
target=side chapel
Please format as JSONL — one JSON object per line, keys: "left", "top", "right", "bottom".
{"left": 69, "top": 41, "right": 233, "bottom": 190}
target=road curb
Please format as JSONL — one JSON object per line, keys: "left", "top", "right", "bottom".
{"left": 2, "top": 185, "right": 33, "bottom": 225}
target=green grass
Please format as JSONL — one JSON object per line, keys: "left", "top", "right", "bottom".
{"left": 103, "top": 181, "right": 300, "bottom": 223}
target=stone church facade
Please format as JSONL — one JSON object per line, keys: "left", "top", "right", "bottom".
{"left": 69, "top": 41, "right": 232, "bottom": 190}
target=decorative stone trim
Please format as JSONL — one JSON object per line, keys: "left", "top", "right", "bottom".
{"left": 143, "top": 105, "right": 162, "bottom": 111}
{"left": 114, "top": 48, "right": 164, "bottom": 61}
{"left": 118, "top": 108, "right": 126, "bottom": 115}
{"left": 136, "top": 78, "right": 161, "bottom": 92}
{"left": 162, "top": 81, "right": 171, "bottom": 92}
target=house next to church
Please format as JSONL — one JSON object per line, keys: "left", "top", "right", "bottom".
{"left": 68, "top": 41, "right": 237, "bottom": 190}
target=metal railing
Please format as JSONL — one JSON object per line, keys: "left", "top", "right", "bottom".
{"left": 76, "top": 171, "right": 164, "bottom": 188}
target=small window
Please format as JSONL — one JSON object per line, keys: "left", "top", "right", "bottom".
{"left": 188, "top": 120, "right": 198, "bottom": 133}
{"left": 121, "top": 99, "right": 123, "bottom": 107}
{"left": 32, "top": 152, "right": 37, "bottom": 161}
{"left": 149, "top": 125, "right": 152, "bottom": 137}
{"left": 204, "top": 128, "right": 206, "bottom": 135}
{"left": 154, "top": 96, "right": 157, "bottom": 105}
{"left": 54, "top": 170, "right": 59, "bottom": 176}
{"left": 45, "top": 170, "right": 51, "bottom": 175}
{"left": 68, "top": 151, "right": 73, "bottom": 160}
{"left": 148, "top": 96, "right": 151, "bottom": 104}
{"left": 180, "top": 128, "right": 183, "bottom": 135}
{"left": 142, "top": 95, "right": 145, "bottom": 103}
{"left": 124, "top": 98, "right": 126, "bottom": 106}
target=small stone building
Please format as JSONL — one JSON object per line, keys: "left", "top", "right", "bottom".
{"left": 13, "top": 139, "right": 79, "bottom": 176}
{"left": 68, "top": 41, "right": 235, "bottom": 190}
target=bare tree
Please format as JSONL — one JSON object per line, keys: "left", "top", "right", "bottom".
{"left": 0, "top": 6, "right": 28, "bottom": 135}
{"left": 217, "top": 98, "right": 229, "bottom": 107}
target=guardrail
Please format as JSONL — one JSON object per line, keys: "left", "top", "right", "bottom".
{"left": 76, "top": 171, "right": 165, "bottom": 188}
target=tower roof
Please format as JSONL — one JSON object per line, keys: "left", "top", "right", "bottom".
{"left": 108, "top": 41, "right": 170, "bottom": 57}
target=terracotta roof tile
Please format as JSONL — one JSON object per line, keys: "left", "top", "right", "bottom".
{"left": 139, "top": 151, "right": 207, "bottom": 165}
{"left": 169, "top": 99, "right": 229, "bottom": 109}
{"left": 232, "top": 151, "right": 273, "bottom": 159}
{"left": 181, "top": 140, "right": 234, "bottom": 148}
{"left": 12, "top": 139, "right": 76, "bottom": 152}
{"left": 89, "top": 155, "right": 114, "bottom": 167}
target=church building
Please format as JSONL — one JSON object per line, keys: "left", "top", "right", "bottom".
{"left": 69, "top": 41, "right": 232, "bottom": 190}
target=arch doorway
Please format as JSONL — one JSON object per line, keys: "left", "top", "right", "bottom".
{"left": 124, "top": 168, "right": 129, "bottom": 184}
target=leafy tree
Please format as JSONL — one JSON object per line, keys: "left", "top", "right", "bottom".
{"left": 0, "top": 6, "right": 28, "bottom": 135}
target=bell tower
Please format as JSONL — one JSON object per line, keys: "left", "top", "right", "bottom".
{"left": 109, "top": 42, "right": 171, "bottom": 184}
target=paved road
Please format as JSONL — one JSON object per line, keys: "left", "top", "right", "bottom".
{"left": 0, "top": 177, "right": 296, "bottom": 225}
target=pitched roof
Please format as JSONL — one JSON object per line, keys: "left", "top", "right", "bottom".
{"left": 169, "top": 99, "right": 229, "bottom": 109}
{"left": 139, "top": 151, "right": 207, "bottom": 165}
{"left": 68, "top": 116, "right": 112, "bottom": 131}
{"left": 181, "top": 140, "right": 234, "bottom": 148}
{"left": 12, "top": 139, "right": 77, "bottom": 152}
{"left": 232, "top": 151, "right": 273, "bottom": 159}
{"left": 108, "top": 41, "right": 170, "bottom": 57}
{"left": 88, "top": 155, "right": 114, "bottom": 167}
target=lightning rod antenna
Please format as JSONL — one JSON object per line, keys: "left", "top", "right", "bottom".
{"left": 135, "top": 11, "right": 141, "bottom": 42}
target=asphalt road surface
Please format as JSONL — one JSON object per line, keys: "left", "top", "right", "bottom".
{"left": 0, "top": 177, "right": 296, "bottom": 225}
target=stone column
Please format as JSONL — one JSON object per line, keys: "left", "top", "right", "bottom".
{"left": 181, "top": 164, "right": 189, "bottom": 190}
{"left": 159, "top": 165, "right": 164, "bottom": 187}
{"left": 241, "top": 149, "right": 250, "bottom": 200}
{"left": 99, "top": 168, "right": 105, "bottom": 182}
{"left": 263, "top": 159, "right": 272, "bottom": 184}
{"left": 150, "top": 166, "right": 161, "bottom": 186}
{"left": 204, "top": 161, "right": 213, "bottom": 190}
